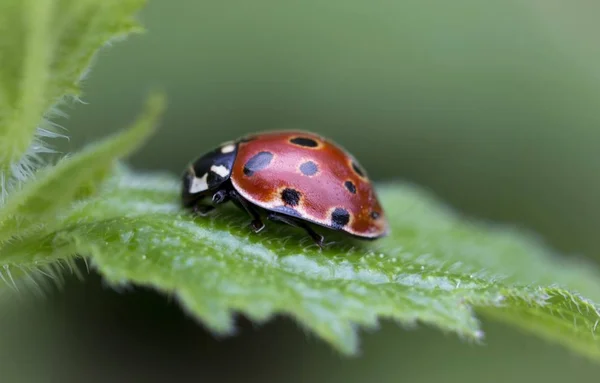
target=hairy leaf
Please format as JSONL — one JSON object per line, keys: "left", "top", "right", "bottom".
{"left": 2, "top": 168, "right": 599, "bottom": 360}
{"left": 0, "top": 0, "right": 146, "bottom": 181}
{"left": 0, "top": 93, "right": 165, "bottom": 243}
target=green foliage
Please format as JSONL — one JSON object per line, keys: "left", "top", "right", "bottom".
{"left": 0, "top": 0, "right": 599, "bottom": 364}
{"left": 2, "top": 168, "right": 600, "bottom": 359}
{"left": 0, "top": 0, "right": 145, "bottom": 184}
{"left": 0, "top": 93, "right": 165, "bottom": 242}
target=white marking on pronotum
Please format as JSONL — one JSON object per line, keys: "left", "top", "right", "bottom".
{"left": 211, "top": 165, "right": 229, "bottom": 178}
{"left": 189, "top": 173, "right": 209, "bottom": 193}
{"left": 221, "top": 144, "right": 235, "bottom": 153}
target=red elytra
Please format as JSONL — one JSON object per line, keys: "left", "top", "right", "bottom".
{"left": 181, "top": 130, "right": 389, "bottom": 247}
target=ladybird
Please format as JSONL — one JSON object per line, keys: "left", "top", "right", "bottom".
{"left": 181, "top": 130, "right": 389, "bottom": 247}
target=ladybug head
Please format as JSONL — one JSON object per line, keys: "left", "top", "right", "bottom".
{"left": 181, "top": 142, "right": 238, "bottom": 203}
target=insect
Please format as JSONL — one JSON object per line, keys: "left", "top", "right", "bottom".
{"left": 180, "top": 130, "right": 389, "bottom": 247}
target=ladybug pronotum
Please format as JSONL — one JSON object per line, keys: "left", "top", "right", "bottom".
{"left": 181, "top": 130, "right": 389, "bottom": 247}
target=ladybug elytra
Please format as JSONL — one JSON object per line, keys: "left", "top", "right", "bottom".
{"left": 181, "top": 130, "right": 389, "bottom": 247}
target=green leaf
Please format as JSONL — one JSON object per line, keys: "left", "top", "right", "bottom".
{"left": 2, "top": 168, "right": 599, "bottom": 360}
{"left": 0, "top": 93, "right": 166, "bottom": 242}
{"left": 0, "top": 0, "right": 146, "bottom": 178}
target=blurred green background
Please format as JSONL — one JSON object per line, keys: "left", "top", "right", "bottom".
{"left": 3, "top": 0, "right": 600, "bottom": 381}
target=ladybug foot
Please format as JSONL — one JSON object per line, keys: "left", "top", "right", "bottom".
{"left": 312, "top": 234, "right": 325, "bottom": 249}
{"left": 250, "top": 219, "right": 265, "bottom": 233}
{"left": 307, "top": 233, "right": 325, "bottom": 249}
{"left": 192, "top": 204, "right": 215, "bottom": 217}
{"left": 227, "top": 188, "right": 266, "bottom": 233}
{"left": 266, "top": 212, "right": 325, "bottom": 249}
{"left": 212, "top": 190, "right": 229, "bottom": 205}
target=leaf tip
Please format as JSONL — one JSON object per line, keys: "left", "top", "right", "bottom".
{"left": 145, "top": 90, "right": 168, "bottom": 119}
{"left": 113, "top": 90, "right": 168, "bottom": 155}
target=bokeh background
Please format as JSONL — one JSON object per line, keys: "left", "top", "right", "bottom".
{"left": 3, "top": 0, "right": 600, "bottom": 381}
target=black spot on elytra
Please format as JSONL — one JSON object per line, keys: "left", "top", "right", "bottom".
{"left": 370, "top": 211, "right": 380, "bottom": 220}
{"left": 290, "top": 137, "right": 319, "bottom": 148}
{"left": 331, "top": 207, "right": 350, "bottom": 229}
{"left": 344, "top": 180, "right": 356, "bottom": 194}
{"left": 299, "top": 161, "right": 318, "bottom": 176}
{"left": 281, "top": 188, "right": 301, "bottom": 206}
{"left": 243, "top": 151, "right": 273, "bottom": 176}
{"left": 351, "top": 161, "right": 366, "bottom": 178}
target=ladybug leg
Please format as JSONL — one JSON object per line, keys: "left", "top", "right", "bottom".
{"left": 227, "top": 189, "right": 265, "bottom": 233}
{"left": 212, "top": 189, "right": 230, "bottom": 205}
{"left": 185, "top": 194, "right": 215, "bottom": 217}
{"left": 192, "top": 203, "right": 215, "bottom": 216}
{"left": 266, "top": 212, "right": 324, "bottom": 248}
{"left": 188, "top": 189, "right": 229, "bottom": 217}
